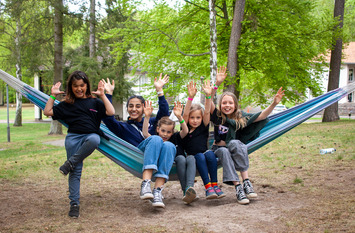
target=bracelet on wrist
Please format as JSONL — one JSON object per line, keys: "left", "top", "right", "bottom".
{"left": 157, "top": 91, "right": 164, "bottom": 95}
{"left": 50, "top": 95, "right": 56, "bottom": 100}
{"left": 213, "top": 84, "right": 219, "bottom": 90}
{"left": 179, "top": 119, "right": 185, "bottom": 124}
{"left": 188, "top": 97, "right": 193, "bottom": 101}
{"left": 206, "top": 96, "right": 211, "bottom": 99}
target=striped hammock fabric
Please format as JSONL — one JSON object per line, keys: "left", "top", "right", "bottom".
{"left": 1, "top": 69, "right": 354, "bottom": 180}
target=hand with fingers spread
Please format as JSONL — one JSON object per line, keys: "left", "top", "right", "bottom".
{"left": 173, "top": 101, "right": 184, "bottom": 118}
{"left": 144, "top": 100, "right": 154, "bottom": 118}
{"left": 51, "top": 82, "right": 65, "bottom": 97}
{"left": 101, "top": 78, "right": 115, "bottom": 95}
{"left": 154, "top": 73, "right": 169, "bottom": 94}
{"left": 92, "top": 80, "right": 105, "bottom": 97}
{"left": 187, "top": 81, "right": 197, "bottom": 99}
{"left": 216, "top": 66, "right": 227, "bottom": 86}
{"left": 203, "top": 80, "right": 213, "bottom": 98}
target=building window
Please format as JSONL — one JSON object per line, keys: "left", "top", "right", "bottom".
{"left": 349, "top": 69, "right": 354, "bottom": 82}
{"left": 348, "top": 92, "right": 353, "bottom": 102}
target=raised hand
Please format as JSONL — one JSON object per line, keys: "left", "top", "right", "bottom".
{"left": 273, "top": 87, "right": 285, "bottom": 105}
{"left": 216, "top": 66, "right": 227, "bottom": 86}
{"left": 173, "top": 101, "right": 184, "bottom": 117}
{"left": 143, "top": 100, "right": 154, "bottom": 118}
{"left": 187, "top": 81, "right": 197, "bottom": 99}
{"left": 203, "top": 80, "right": 212, "bottom": 97}
{"left": 51, "top": 82, "right": 65, "bottom": 97}
{"left": 154, "top": 73, "right": 169, "bottom": 92}
{"left": 101, "top": 78, "right": 115, "bottom": 95}
{"left": 92, "top": 80, "right": 105, "bottom": 97}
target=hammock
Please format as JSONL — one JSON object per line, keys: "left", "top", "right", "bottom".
{"left": 1, "top": 69, "right": 354, "bottom": 180}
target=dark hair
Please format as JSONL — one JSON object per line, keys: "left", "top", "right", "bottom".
{"left": 126, "top": 95, "right": 145, "bottom": 108}
{"left": 65, "top": 71, "right": 92, "bottom": 104}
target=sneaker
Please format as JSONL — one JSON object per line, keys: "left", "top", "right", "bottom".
{"left": 205, "top": 187, "right": 218, "bottom": 199}
{"left": 182, "top": 186, "right": 196, "bottom": 204}
{"left": 236, "top": 184, "right": 249, "bottom": 204}
{"left": 68, "top": 204, "right": 80, "bottom": 218}
{"left": 213, "top": 185, "right": 226, "bottom": 199}
{"left": 151, "top": 187, "right": 165, "bottom": 208}
{"left": 59, "top": 160, "right": 73, "bottom": 176}
{"left": 140, "top": 179, "right": 154, "bottom": 200}
{"left": 243, "top": 179, "right": 258, "bottom": 198}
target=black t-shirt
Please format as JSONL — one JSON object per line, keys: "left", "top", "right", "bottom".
{"left": 169, "top": 132, "right": 185, "bottom": 156}
{"left": 210, "top": 108, "right": 230, "bottom": 143}
{"left": 181, "top": 123, "right": 209, "bottom": 155}
{"left": 52, "top": 98, "right": 107, "bottom": 135}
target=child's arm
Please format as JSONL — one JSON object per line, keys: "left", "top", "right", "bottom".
{"left": 211, "top": 66, "right": 227, "bottom": 113}
{"left": 173, "top": 101, "right": 188, "bottom": 138}
{"left": 142, "top": 100, "right": 154, "bottom": 138}
{"left": 255, "top": 87, "right": 285, "bottom": 122}
{"left": 44, "top": 82, "right": 65, "bottom": 117}
{"left": 183, "top": 81, "right": 197, "bottom": 123}
{"left": 93, "top": 80, "right": 115, "bottom": 116}
{"left": 202, "top": 80, "right": 213, "bottom": 126}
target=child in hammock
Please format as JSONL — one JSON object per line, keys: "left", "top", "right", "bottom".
{"left": 102, "top": 74, "right": 175, "bottom": 208}
{"left": 142, "top": 101, "right": 197, "bottom": 204}
{"left": 181, "top": 80, "right": 226, "bottom": 199}
{"left": 210, "top": 66, "right": 285, "bottom": 204}
{"left": 43, "top": 71, "right": 115, "bottom": 218}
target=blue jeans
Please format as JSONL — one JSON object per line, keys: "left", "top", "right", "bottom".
{"left": 65, "top": 133, "right": 101, "bottom": 206}
{"left": 138, "top": 135, "right": 176, "bottom": 181}
{"left": 175, "top": 155, "right": 196, "bottom": 192}
{"left": 194, "top": 150, "right": 218, "bottom": 185}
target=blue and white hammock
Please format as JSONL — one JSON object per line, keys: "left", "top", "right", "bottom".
{"left": 1, "top": 69, "right": 354, "bottom": 180}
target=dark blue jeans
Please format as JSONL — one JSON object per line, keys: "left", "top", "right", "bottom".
{"left": 65, "top": 133, "right": 100, "bottom": 206}
{"left": 194, "top": 150, "right": 218, "bottom": 185}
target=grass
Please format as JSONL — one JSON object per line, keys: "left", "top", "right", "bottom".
{"left": 250, "top": 120, "right": 355, "bottom": 191}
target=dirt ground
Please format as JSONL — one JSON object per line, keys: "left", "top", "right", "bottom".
{"left": 1, "top": 159, "right": 354, "bottom": 233}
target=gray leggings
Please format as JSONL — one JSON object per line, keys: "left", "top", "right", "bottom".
{"left": 213, "top": 140, "right": 249, "bottom": 185}
{"left": 175, "top": 155, "right": 196, "bottom": 192}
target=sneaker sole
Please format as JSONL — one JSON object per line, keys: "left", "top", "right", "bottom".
{"left": 206, "top": 194, "right": 218, "bottom": 200}
{"left": 140, "top": 193, "right": 154, "bottom": 200}
{"left": 152, "top": 202, "right": 165, "bottom": 208}
{"left": 237, "top": 199, "right": 250, "bottom": 205}
{"left": 182, "top": 187, "right": 196, "bottom": 204}
{"left": 247, "top": 193, "right": 258, "bottom": 198}
{"left": 69, "top": 215, "right": 79, "bottom": 218}
{"left": 217, "top": 193, "right": 226, "bottom": 199}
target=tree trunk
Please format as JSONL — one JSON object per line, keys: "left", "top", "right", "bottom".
{"left": 49, "top": 0, "right": 64, "bottom": 135}
{"left": 13, "top": 20, "right": 22, "bottom": 127}
{"left": 209, "top": 0, "right": 217, "bottom": 84}
{"left": 322, "top": 0, "right": 345, "bottom": 122}
{"left": 89, "top": 0, "right": 96, "bottom": 58}
{"left": 226, "top": 0, "right": 245, "bottom": 99}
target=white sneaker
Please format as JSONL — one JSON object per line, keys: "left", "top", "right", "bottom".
{"left": 140, "top": 179, "right": 154, "bottom": 200}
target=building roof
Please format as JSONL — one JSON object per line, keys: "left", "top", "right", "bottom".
{"left": 324, "top": 42, "right": 355, "bottom": 64}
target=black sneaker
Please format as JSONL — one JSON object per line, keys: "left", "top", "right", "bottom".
{"left": 236, "top": 184, "right": 249, "bottom": 205}
{"left": 68, "top": 204, "right": 80, "bottom": 218}
{"left": 59, "top": 160, "right": 73, "bottom": 176}
{"left": 243, "top": 179, "right": 258, "bottom": 198}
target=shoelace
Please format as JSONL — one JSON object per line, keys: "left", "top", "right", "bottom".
{"left": 244, "top": 181, "right": 255, "bottom": 193}
{"left": 236, "top": 186, "right": 247, "bottom": 199}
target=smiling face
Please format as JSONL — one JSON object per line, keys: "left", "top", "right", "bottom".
{"left": 156, "top": 124, "right": 174, "bottom": 142}
{"left": 188, "top": 110, "right": 203, "bottom": 129}
{"left": 71, "top": 79, "right": 88, "bottom": 99}
{"left": 220, "top": 95, "right": 236, "bottom": 118}
{"left": 127, "top": 98, "right": 144, "bottom": 122}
